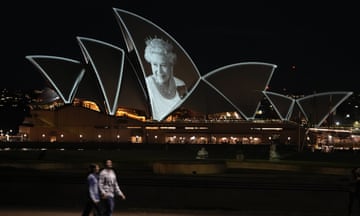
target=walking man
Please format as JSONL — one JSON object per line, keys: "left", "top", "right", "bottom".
{"left": 99, "top": 159, "right": 126, "bottom": 216}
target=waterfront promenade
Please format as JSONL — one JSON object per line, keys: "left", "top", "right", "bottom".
{"left": 1, "top": 144, "right": 359, "bottom": 216}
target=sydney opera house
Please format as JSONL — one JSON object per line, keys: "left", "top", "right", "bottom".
{"left": 19, "top": 8, "right": 354, "bottom": 148}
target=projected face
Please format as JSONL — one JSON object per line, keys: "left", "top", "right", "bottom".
{"left": 149, "top": 53, "right": 174, "bottom": 85}
{"left": 144, "top": 38, "right": 187, "bottom": 120}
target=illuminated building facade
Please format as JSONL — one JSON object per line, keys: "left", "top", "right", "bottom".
{"left": 20, "top": 8, "right": 353, "bottom": 147}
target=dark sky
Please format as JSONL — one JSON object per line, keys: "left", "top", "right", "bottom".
{"left": 2, "top": 0, "right": 359, "bottom": 94}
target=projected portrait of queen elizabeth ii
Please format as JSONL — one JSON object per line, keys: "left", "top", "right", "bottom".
{"left": 144, "top": 38, "right": 187, "bottom": 121}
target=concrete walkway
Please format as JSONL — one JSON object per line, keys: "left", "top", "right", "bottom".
{"left": 0, "top": 209, "right": 339, "bottom": 216}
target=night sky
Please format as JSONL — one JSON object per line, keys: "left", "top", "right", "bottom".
{"left": 2, "top": 0, "right": 359, "bottom": 95}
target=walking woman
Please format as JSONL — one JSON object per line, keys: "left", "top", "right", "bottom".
{"left": 82, "top": 163, "right": 101, "bottom": 216}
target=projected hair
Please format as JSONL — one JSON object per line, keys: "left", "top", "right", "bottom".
{"left": 144, "top": 38, "right": 176, "bottom": 65}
